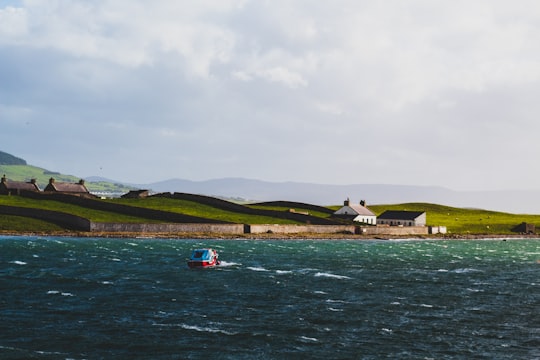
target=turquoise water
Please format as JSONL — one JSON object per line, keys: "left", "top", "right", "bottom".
{"left": 1, "top": 236, "right": 539, "bottom": 359}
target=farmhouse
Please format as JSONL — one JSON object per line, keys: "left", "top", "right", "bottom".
{"left": 377, "top": 210, "right": 426, "bottom": 226}
{"left": 333, "top": 199, "right": 377, "bottom": 225}
{"left": 44, "top": 177, "right": 91, "bottom": 196}
{"left": 0, "top": 175, "right": 40, "bottom": 195}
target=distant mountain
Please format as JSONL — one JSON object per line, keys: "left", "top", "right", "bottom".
{"left": 0, "top": 151, "right": 26, "bottom": 165}
{"left": 127, "top": 177, "right": 540, "bottom": 215}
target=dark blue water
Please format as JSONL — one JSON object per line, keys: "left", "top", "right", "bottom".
{"left": 1, "top": 236, "right": 539, "bottom": 359}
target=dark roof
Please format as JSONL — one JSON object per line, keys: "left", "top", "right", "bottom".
{"left": 44, "top": 178, "right": 89, "bottom": 193}
{"left": 0, "top": 180, "right": 40, "bottom": 192}
{"left": 378, "top": 210, "right": 425, "bottom": 220}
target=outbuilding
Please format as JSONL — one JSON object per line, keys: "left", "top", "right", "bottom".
{"left": 377, "top": 210, "right": 426, "bottom": 226}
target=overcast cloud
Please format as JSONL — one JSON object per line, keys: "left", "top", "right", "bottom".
{"left": 1, "top": 0, "right": 540, "bottom": 191}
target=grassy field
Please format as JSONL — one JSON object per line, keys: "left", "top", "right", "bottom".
{"left": 368, "top": 203, "right": 539, "bottom": 235}
{"left": 0, "top": 194, "right": 539, "bottom": 235}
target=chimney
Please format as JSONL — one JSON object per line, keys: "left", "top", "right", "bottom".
{"left": 79, "top": 179, "right": 85, "bottom": 185}
{"left": 30, "top": 178, "right": 36, "bottom": 184}
{"left": 344, "top": 198, "right": 350, "bottom": 206}
{"left": 49, "top": 177, "right": 55, "bottom": 184}
{"left": 360, "top": 200, "right": 366, "bottom": 207}
{"left": 1, "top": 174, "right": 6, "bottom": 184}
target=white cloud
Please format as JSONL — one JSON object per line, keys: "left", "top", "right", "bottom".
{"left": 1, "top": 0, "right": 540, "bottom": 191}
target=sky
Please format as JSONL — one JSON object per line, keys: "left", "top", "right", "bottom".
{"left": 1, "top": 0, "right": 540, "bottom": 191}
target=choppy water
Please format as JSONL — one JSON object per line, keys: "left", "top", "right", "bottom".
{"left": 1, "top": 236, "right": 539, "bottom": 359}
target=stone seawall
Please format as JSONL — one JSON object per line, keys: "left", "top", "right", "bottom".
{"left": 359, "top": 226, "right": 429, "bottom": 236}
{"left": 248, "top": 224, "right": 357, "bottom": 234}
{"left": 90, "top": 223, "right": 245, "bottom": 234}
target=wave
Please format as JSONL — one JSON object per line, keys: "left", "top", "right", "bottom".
{"left": 314, "top": 272, "right": 351, "bottom": 280}
{"left": 247, "top": 266, "right": 269, "bottom": 272}
{"left": 153, "top": 323, "right": 236, "bottom": 336}
{"left": 9, "top": 260, "right": 26, "bottom": 265}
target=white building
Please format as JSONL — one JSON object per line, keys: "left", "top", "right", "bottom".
{"left": 333, "top": 199, "right": 377, "bottom": 225}
{"left": 377, "top": 210, "right": 426, "bottom": 226}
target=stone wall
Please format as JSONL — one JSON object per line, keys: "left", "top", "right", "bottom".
{"left": 247, "top": 224, "right": 357, "bottom": 234}
{"left": 90, "top": 222, "right": 245, "bottom": 234}
{"left": 358, "top": 225, "right": 429, "bottom": 236}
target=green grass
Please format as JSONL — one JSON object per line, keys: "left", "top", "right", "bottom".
{"left": 1, "top": 194, "right": 539, "bottom": 235}
{"left": 368, "top": 203, "right": 540, "bottom": 235}
{"left": 0, "top": 196, "right": 161, "bottom": 223}
{"left": 0, "top": 215, "right": 65, "bottom": 232}
{"left": 109, "top": 197, "right": 301, "bottom": 224}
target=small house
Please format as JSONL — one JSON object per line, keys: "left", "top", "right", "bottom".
{"left": 377, "top": 210, "right": 426, "bottom": 226}
{"left": 44, "top": 177, "right": 90, "bottom": 196}
{"left": 333, "top": 199, "right": 377, "bottom": 225}
{"left": 0, "top": 175, "right": 40, "bottom": 195}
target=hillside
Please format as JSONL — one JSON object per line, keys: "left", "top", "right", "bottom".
{"left": 0, "top": 151, "right": 134, "bottom": 194}
{"left": 0, "top": 190, "right": 538, "bottom": 235}
{"left": 0, "top": 151, "right": 26, "bottom": 165}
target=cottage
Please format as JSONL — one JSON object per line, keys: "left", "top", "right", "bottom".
{"left": 0, "top": 175, "right": 40, "bottom": 195}
{"left": 333, "top": 199, "right": 377, "bottom": 225}
{"left": 44, "top": 177, "right": 90, "bottom": 196}
{"left": 377, "top": 210, "right": 426, "bottom": 226}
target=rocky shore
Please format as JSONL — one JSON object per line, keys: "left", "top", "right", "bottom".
{"left": 1, "top": 230, "right": 538, "bottom": 240}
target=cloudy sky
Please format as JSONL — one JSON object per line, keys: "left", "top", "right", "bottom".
{"left": 1, "top": 0, "right": 540, "bottom": 191}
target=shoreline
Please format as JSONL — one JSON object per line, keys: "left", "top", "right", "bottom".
{"left": 1, "top": 230, "right": 538, "bottom": 240}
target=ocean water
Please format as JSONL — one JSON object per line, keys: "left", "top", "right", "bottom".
{"left": 1, "top": 236, "right": 539, "bottom": 359}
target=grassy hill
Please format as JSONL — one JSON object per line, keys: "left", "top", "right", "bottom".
{"left": 1, "top": 192, "right": 539, "bottom": 235}
{"left": 0, "top": 164, "right": 134, "bottom": 193}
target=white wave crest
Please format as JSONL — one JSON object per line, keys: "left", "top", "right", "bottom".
{"left": 10, "top": 260, "right": 26, "bottom": 265}
{"left": 314, "top": 272, "right": 351, "bottom": 280}
{"left": 247, "top": 266, "right": 269, "bottom": 272}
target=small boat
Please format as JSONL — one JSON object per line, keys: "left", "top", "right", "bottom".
{"left": 187, "top": 248, "right": 220, "bottom": 268}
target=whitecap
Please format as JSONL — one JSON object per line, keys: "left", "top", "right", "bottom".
{"left": 247, "top": 266, "right": 269, "bottom": 272}
{"left": 328, "top": 307, "right": 343, "bottom": 312}
{"left": 380, "top": 328, "right": 393, "bottom": 334}
{"left": 154, "top": 323, "right": 235, "bottom": 335}
{"left": 313, "top": 290, "right": 327, "bottom": 295}
{"left": 219, "top": 261, "right": 240, "bottom": 267}
{"left": 47, "top": 290, "right": 60, "bottom": 295}
{"left": 299, "top": 336, "right": 318, "bottom": 342}
{"left": 276, "top": 270, "right": 293, "bottom": 275}
{"left": 453, "top": 268, "right": 482, "bottom": 274}
{"left": 110, "top": 258, "right": 121, "bottom": 262}
{"left": 10, "top": 260, "right": 26, "bottom": 265}
{"left": 314, "top": 272, "right": 351, "bottom": 280}
{"left": 419, "top": 303, "right": 433, "bottom": 308}
{"left": 61, "top": 292, "right": 74, "bottom": 297}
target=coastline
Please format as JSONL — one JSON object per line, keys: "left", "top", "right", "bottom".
{"left": 1, "top": 230, "right": 538, "bottom": 240}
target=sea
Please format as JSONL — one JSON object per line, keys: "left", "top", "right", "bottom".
{"left": 1, "top": 236, "right": 539, "bottom": 359}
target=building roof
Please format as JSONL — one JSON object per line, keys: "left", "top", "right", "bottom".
{"left": 44, "top": 178, "right": 89, "bottom": 193}
{"left": 347, "top": 204, "right": 376, "bottom": 216}
{"left": 378, "top": 210, "right": 425, "bottom": 220}
{"left": 0, "top": 175, "right": 40, "bottom": 192}
{"left": 334, "top": 203, "right": 376, "bottom": 217}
